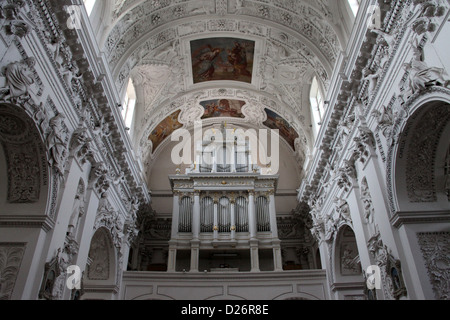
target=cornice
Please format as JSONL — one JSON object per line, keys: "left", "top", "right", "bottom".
{"left": 390, "top": 210, "right": 450, "bottom": 229}
{"left": 298, "top": 0, "right": 414, "bottom": 203}
{"left": 0, "top": 215, "right": 56, "bottom": 233}
{"left": 122, "top": 269, "right": 327, "bottom": 282}
{"left": 42, "top": 0, "right": 151, "bottom": 206}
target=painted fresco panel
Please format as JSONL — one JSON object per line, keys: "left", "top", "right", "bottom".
{"left": 191, "top": 37, "right": 255, "bottom": 84}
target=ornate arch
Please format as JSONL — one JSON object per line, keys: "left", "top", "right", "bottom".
{"left": 333, "top": 224, "right": 362, "bottom": 278}
{"left": 0, "top": 102, "right": 60, "bottom": 220}
{"left": 386, "top": 88, "right": 450, "bottom": 215}
{"left": 86, "top": 227, "right": 117, "bottom": 283}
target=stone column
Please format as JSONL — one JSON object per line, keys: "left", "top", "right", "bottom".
{"left": 171, "top": 192, "right": 180, "bottom": 239}
{"left": 192, "top": 191, "right": 200, "bottom": 240}
{"left": 230, "top": 195, "right": 236, "bottom": 240}
{"left": 272, "top": 240, "right": 283, "bottom": 272}
{"left": 231, "top": 144, "right": 236, "bottom": 172}
{"left": 213, "top": 193, "right": 219, "bottom": 240}
{"left": 268, "top": 191, "right": 278, "bottom": 238}
{"left": 167, "top": 240, "right": 177, "bottom": 272}
{"left": 250, "top": 239, "right": 260, "bottom": 272}
{"left": 190, "top": 240, "right": 200, "bottom": 272}
{"left": 248, "top": 190, "right": 257, "bottom": 240}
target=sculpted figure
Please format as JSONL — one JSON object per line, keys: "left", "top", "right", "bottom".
{"left": 0, "top": 58, "right": 37, "bottom": 102}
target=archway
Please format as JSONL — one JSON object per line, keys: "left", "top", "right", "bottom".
{"left": 0, "top": 102, "right": 55, "bottom": 299}
{"left": 331, "top": 225, "right": 364, "bottom": 300}
{"left": 394, "top": 99, "right": 450, "bottom": 212}
{"left": 390, "top": 95, "right": 450, "bottom": 300}
{"left": 82, "top": 227, "right": 117, "bottom": 299}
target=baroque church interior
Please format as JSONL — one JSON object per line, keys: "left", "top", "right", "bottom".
{"left": 0, "top": 0, "right": 449, "bottom": 301}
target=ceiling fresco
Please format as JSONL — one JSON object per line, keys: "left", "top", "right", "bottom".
{"left": 263, "top": 108, "right": 299, "bottom": 151}
{"left": 148, "top": 109, "right": 183, "bottom": 153}
{"left": 190, "top": 37, "right": 255, "bottom": 84}
{"left": 200, "top": 99, "right": 246, "bottom": 119}
{"left": 102, "top": 0, "right": 348, "bottom": 167}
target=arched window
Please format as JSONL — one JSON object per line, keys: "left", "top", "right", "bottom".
{"left": 121, "top": 79, "right": 136, "bottom": 133}
{"left": 83, "top": 0, "right": 96, "bottom": 16}
{"left": 348, "top": 0, "right": 360, "bottom": 16}
{"left": 310, "top": 76, "right": 325, "bottom": 137}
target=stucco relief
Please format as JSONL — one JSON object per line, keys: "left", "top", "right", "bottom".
{"left": 417, "top": 232, "right": 450, "bottom": 300}
{"left": 0, "top": 243, "right": 26, "bottom": 300}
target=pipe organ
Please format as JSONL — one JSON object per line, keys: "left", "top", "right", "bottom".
{"left": 168, "top": 173, "right": 281, "bottom": 273}
{"left": 178, "top": 196, "right": 193, "bottom": 233}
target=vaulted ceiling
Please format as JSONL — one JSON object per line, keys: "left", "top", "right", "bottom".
{"left": 93, "top": 0, "right": 355, "bottom": 177}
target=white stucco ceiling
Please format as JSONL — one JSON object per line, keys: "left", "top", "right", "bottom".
{"left": 96, "top": 0, "right": 354, "bottom": 173}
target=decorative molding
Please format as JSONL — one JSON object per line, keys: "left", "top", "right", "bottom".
{"left": 0, "top": 103, "right": 48, "bottom": 204}
{"left": 38, "top": 249, "right": 62, "bottom": 300}
{"left": 367, "top": 235, "right": 407, "bottom": 300}
{"left": 386, "top": 87, "right": 450, "bottom": 215}
{"left": 360, "top": 177, "right": 378, "bottom": 238}
{"left": 0, "top": 243, "right": 26, "bottom": 300}
{"left": 298, "top": 0, "right": 450, "bottom": 206}
{"left": 87, "top": 228, "right": 111, "bottom": 281}
{"left": 0, "top": 215, "right": 55, "bottom": 232}
{"left": 404, "top": 104, "right": 449, "bottom": 202}
{"left": 390, "top": 210, "right": 450, "bottom": 228}
{"left": 417, "top": 232, "right": 450, "bottom": 300}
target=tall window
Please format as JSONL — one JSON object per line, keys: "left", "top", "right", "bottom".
{"left": 310, "top": 76, "right": 325, "bottom": 137}
{"left": 348, "top": 0, "right": 360, "bottom": 16}
{"left": 121, "top": 79, "right": 136, "bottom": 133}
{"left": 83, "top": 0, "right": 96, "bottom": 16}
